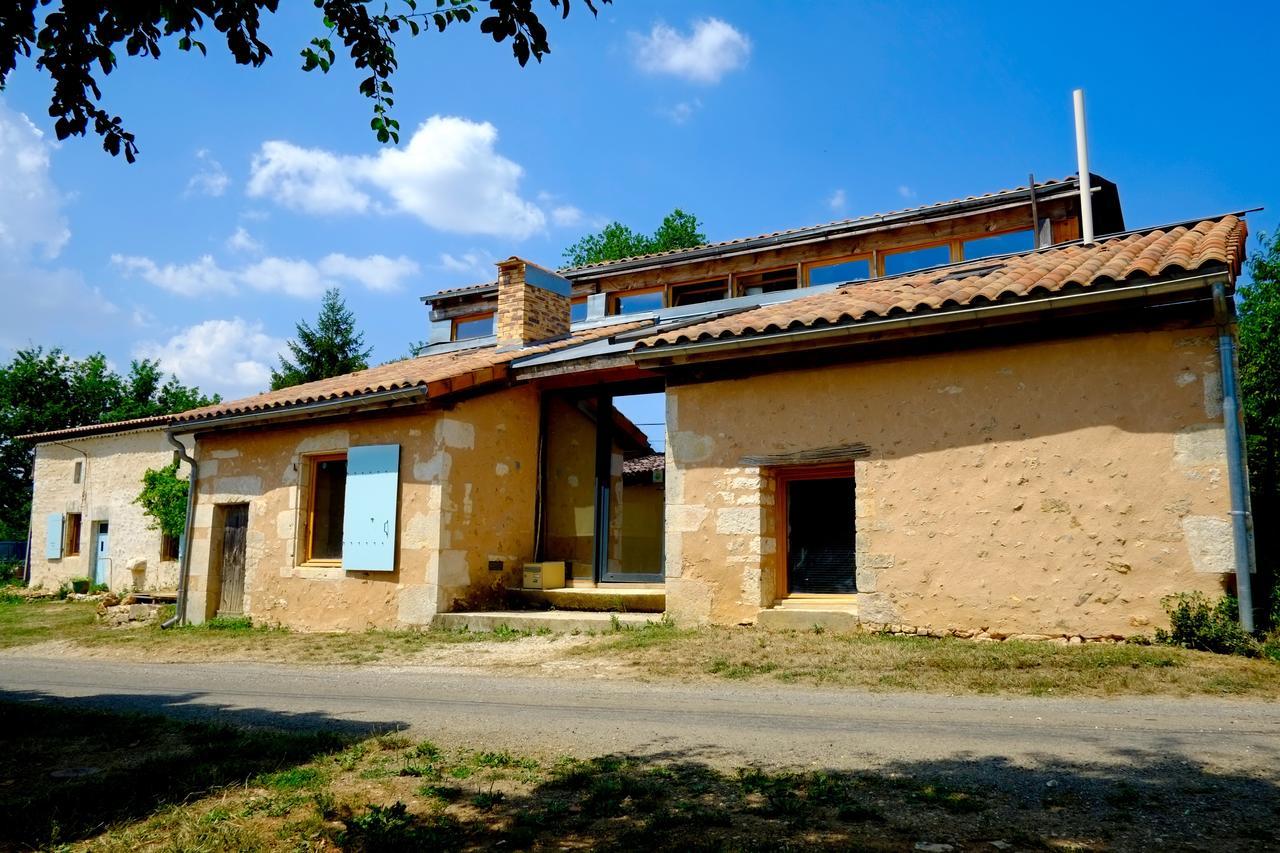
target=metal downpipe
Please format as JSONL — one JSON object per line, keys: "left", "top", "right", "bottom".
{"left": 161, "top": 431, "right": 198, "bottom": 629}
{"left": 1213, "top": 282, "right": 1257, "bottom": 632}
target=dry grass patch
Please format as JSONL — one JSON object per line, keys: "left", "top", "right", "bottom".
{"left": 573, "top": 623, "right": 1280, "bottom": 698}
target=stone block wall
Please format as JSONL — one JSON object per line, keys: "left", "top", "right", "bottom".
{"left": 183, "top": 386, "right": 540, "bottom": 630}
{"left": 27, "top": 429, "right": 186, "bottom": 592}
{"left": 663, "top": 326, "right": 1237, "bottom": 635}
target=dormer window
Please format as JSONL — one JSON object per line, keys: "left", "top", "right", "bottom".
{"left": 452, "top": 312, "right": 495, "bottom": 341}
{"left": 805, "top": 257, "right": 870, "bottom": 287}
{"left": 963, "top": 229, "right": 1035, "bottom": 260}
{"left": 883, "top": 244, "right": 951, "bottom": 276}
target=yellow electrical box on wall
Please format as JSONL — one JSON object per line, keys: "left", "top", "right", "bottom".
{"left": 523, "top": 561, "right": 566, "bottom": 590}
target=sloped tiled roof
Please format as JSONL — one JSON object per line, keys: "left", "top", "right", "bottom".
{"left": 174, "top": 322, "right": 642, "bottom": 426}
{"left": 18, "top": 414, "right": 173, "bottom": 443}
{"left": 622, "top": 453, "right": 665, "bottom": 478}
{"left": 636, "top": 215, "right": 1247, "bottom": 351}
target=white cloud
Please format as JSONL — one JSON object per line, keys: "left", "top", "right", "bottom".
{"left": 897, "top": 185, "right": 917, "bottom": 200}
{"left": 247, "top": 116, "right": 548, "bottom": 239}
{"left": 135, "top": 318, "right": 286, "bottom": 398}
{"left": 110, "top": 253, "right": 237, "bottom": 297}
{"left": 239, "top": 256, "right": 332, "bottom": 298}
{"left": 663, "top": 99, "right": 702, "bottom": 124}
{"left": 0, "top": 101, "right": 70, "bottom": 259}
{"left": 0, "top": 102, "right": 120, "bottom": 354}
{"left": 550, "top": 205, "right": 585, "bottom": 228}
{"left": 226, "top": 226, "right": 263, "bottom": 254}
{"left": 247, "top": 140, "right": 370, "bottom": 215}
{"left": 186, "top": 148, "right": 229, "bottom": 197}
{"left": 438, "top": 251, "right": 493, "bottom": 279}
{"left": 318, "top": 253, "right": 418, "bottom": 293}
{"left": 632, "top": 18, "right": 751, "bottom": 84}
{"left": 828, "top": 188, "right": 847, "bottom": 213}
{"left": 114, "top": 250, "right": 419, "bottom": 298}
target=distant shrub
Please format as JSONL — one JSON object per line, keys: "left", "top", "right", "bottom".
{"left": 204, "top": 615, "right": 253, "bottom": 631}
{"left": 1155, "top": 592, "right": 1259, "bottom": 657}
{"left": 69, "top": 577, "right": 91, "bottom": 595}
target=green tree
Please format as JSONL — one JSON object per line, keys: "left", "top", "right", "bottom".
{"left": 563, "top": 209, "right": 708, "bottom": 267}
{"left": 0, "top": 348, "right": 216, "bottom": 541}
{"left": 0, "top": 1, "right": 608, "bottom": 162}
{"left": 1240, "top": 230, "right": 1280, "bottom": 619}
{"left": 134, "top": 463, "right": 190, "bottom": 539}
{"left": 272, "top": 288, "right": 373, "bottom": 391}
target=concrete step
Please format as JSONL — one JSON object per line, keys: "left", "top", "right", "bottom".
{"left": 434, "top": 610, "right": 661, "bottom": 634}
{"left": 756, "top": 607, "right": 860, "bottom": 631}
{"left": 512, "top": 587, "right": 665, "bottom": 613}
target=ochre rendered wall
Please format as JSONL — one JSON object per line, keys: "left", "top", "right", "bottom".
{"left": 27, "top": 429, "right": 186, "bottom": 592}
{"left": 664, "top": 327, "right": 1236, "bottom": 636}
{"left": 183, "top": 387, "right": 540, "bottom": 630}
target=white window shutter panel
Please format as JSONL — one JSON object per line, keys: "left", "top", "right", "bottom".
{"left": 341, "top": 444, "right": 400, "bottom": 571}
{"left": 45, "top": 513, "right": 64, "bottom": 560}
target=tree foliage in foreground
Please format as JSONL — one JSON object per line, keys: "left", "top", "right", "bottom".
{"left": 0, "top": 350, "right": 217, "bottom": 541}
{"left": 0, "top": 0, "right": 608, "bottom": 161}
{"left": 134, "top": 462, "right": 189, "bottom": 540}
{"left": 1240, "top": 229, "right": 1280, "bottom": 615}
{"left": 272, "top": 288, "right": 373, "bottom": 391}
{"left": 562, "top": 209, "right": 707, "bottom": 267}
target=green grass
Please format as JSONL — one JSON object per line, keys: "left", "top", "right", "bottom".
{"left": 9, "top": 700, "right": 1272, "bottom": 852}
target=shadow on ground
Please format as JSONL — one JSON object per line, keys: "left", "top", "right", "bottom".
{"left": 0, "top": 689, "right": 403, "bottom": 848}
{"left": 2, "top": 690, "right": 1278, "bottom": 851}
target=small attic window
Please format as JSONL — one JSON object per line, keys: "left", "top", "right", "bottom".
{"left": 963, "top": 229, "right": 1035, "bottom": 260}
{"left": 806, "top": 257, "right": 870, "bottom": 287}
{"left": 613, "top": 289, "right": 664, "bottom": 315}
{"left": 884, "top": 244, "right": 951, "bottom": 276}
{"left": 740, "top": 268, "right": 799, "bottom": 295}
{"left": 452, "top": 312, "right": 495, "bottom": 341}
{"left": 570, "top": 298, "right": 589, "bottom": 323}
{"left": 670, "top": 278, "right": 729, "bottom": 307}
{"left": 73, "top": 461, "right": 83, "bottom": 484}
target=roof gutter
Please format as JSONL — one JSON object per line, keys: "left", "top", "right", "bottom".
{"left": 633, "top": 272, "right": 1226, "bottom": 365}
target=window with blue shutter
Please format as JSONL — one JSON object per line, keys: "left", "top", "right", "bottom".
{"left": 45, "top": 512, "right": 64, "bottom": 560}
{"left": 341, "top": 444, "right": 400, "bottom": 572}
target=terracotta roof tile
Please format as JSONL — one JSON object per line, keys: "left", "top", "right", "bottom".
{"left": 18, "top": 414, "right": 173, "bottom": 443}
{"left": 636, "top": 216, "right": 1247, "bottom": 350}
{"left": 174, "top": 321, "right": 643, "bottom": 426}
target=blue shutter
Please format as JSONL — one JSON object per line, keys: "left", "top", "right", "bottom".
{"left": 341, "top": 444, "right": 400, "bottom": 571}
{"left": 45, "top": 513, "right": 64, "bottom": 559}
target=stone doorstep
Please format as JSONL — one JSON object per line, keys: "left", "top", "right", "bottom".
{"left": 434, "top": 610, "right": 660, "bottom": 634}
{"left": 756, "top": 607, "right": 860, "bottom": 632}
{"left": 512, "top": 586, "right": 666, "bottom": 613}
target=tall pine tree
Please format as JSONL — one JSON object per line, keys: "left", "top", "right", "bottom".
{"left": 271, "top": 288, "right": 373, "bottom": 391}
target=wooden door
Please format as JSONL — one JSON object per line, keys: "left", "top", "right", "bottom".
{"left": 217, "top": 504, "right": 248, "bottom": 616}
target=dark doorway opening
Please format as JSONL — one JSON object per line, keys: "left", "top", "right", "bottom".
{"left": 785, "top": 476, "right": 856, "bottom": 595}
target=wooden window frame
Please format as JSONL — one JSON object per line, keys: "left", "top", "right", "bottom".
{"left": 73, "top": 460, "right": 83, "bottom": 484}
{"left": 802, "top": 254, "right": 873, "bottom": 287}
{"left": 301, "top": 451, "right": 348, "bottom": 567}
{"left": 451, "top": 311, "right": 495, "bottom": 341}
{"left": 773, "top": 462, "right": 857, "bottom": 602}
{"left": 735, "top": 266, "right": 801, "bottom": 297}
{"left": 64, "top": 512, "right": 82, "bottom": 558}
{"left": 609, "top": 286, "right": 664, "bottom": 315}
{"left": 878, "top": 240, "right": 955, "bottom": 277}
{"left": 668, "top": 276, "right": 730, "bottom": 307}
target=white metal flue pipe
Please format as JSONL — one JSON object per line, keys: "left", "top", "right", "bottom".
{"left": 1073, "top": 88, "right": 1095, "bottom": 244}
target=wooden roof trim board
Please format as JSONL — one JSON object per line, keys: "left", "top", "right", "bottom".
{"left": 633, "top": 215, "right": 1248, "bottom": 353}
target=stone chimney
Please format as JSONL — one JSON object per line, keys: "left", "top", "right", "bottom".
{"left": 495, "top": 257, "right": 572, "bottom": 348}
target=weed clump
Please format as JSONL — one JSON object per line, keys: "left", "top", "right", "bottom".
{"left": 1155, "top": 593, "right": 1260, "bottom": 657}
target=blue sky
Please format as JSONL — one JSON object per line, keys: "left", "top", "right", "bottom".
{"left": 0, "top": 0, "right": 1276, "bottom": 407}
